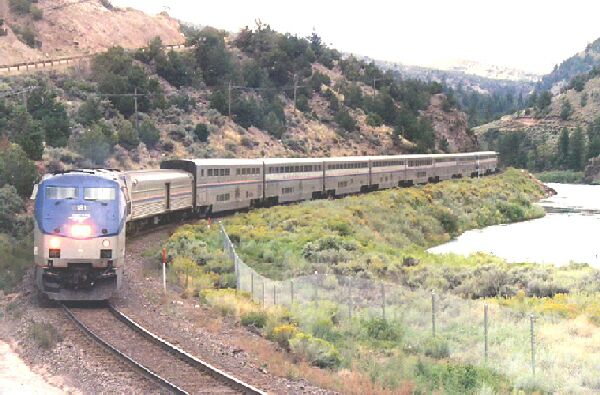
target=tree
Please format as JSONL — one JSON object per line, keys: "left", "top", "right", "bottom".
{"left": 192, "top": 28, "right": 234, "bottom": 86}
{"left": 0, "top": 184, "right": 26, "bottom": 237}
{"left": 560, "top": 99, "right": 573, "bottom": 120}
{"left": 569, "top": 127, "right": 586, "bottom": 170}
{"left": 557, "top": 127, "right": 570, "bottom": 168}
{"left": 537, "top": 91, "right": 552, "bottom": 109}
{"left": 7, "top": 106, "right": 44, "bottom": 160}
{"left": 587, "top": 119, "right": 600, "bottom": 159}
{"left": 117, "top": 120, "right": 140, "bottom": 150}
{"left": 0, "top": 144, "right": 38, "bottom": 197}
{"left": 334, "top": 109, "right": 357, "bottom": 132}
{"left": 138, "top": 119, "right": 160, "bottom": 148}
{"left": 193, "top": 123, "right": 209, "bottom": 142}
{"left": 27, "top": 86, "right": 70, "bottom": 147}
{"left": 77, "top": 97, "right": 104, "bottom": 126}
{"left": 75, "top": 124, "right": 112, "bottom": 165}
{"left": 209, "top": 90, "right": 228, "bottom": 114}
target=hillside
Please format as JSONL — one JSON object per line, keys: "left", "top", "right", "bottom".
{"left": 537, "top": 37, "right": 600, "bottom": 93}
{"left": 0, "top": 0, "right": 184, "bottom": 65}
{"left": 474, "top": 66, "right": 600, "bottom": 173}
{"left": 1, "top": 9, "right": 478, "bottom": 193}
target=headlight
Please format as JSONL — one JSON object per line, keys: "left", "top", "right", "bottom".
{"left": 49, "top": 238, "right": 61, "bottom": 249}
{"left": 102, "top": 239, "right": 110, "bottom": 248}
{"left": 70, "top": 224, "right": 91, "bottom": 238}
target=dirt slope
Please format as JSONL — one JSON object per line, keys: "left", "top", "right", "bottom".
{"left": 0, "top": 0, "right": 184, "bottom": 64}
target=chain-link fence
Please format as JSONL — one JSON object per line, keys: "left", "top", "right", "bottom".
{"left": 220, "top": 223, "right": 600, "bottom": 392}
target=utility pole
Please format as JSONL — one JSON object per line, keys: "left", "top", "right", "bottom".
{"left": 293, "top": 73, "right": 298, "bottom": 112}
{"left": 134, "top": 87, "right": 139, "bottom": 131}
{"left": 227, "top": 80, "right": 232, "bottom": 118}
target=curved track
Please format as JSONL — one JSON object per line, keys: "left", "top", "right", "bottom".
{"left": 62, "top": 303, "right": 265, "bottom": 395}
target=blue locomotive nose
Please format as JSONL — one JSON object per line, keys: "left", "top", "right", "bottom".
{"left": 35, "top": 174, "right": 125, "bottom": 238}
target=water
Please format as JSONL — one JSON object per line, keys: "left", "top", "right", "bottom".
{"left": 428, "top": 183, "right": 600, "bottom": 266}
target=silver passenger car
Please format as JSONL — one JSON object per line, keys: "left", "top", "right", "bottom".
{"left": 162, "top": 158, "right": 264, "bottom": 214}
{"left": 263, "top": 158, "right": 325, "bottom": 204}
{"left": 323, "top": 156, "right": 370, "bottom": 196}
{"left": 123, "top": 169, "right": 194, "bottom": 221}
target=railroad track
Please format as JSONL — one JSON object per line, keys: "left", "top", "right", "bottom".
{"left": 62, "top": 302, "right": 265, "bottom": 395}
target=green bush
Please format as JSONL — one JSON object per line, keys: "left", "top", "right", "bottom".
{"left": 422, "top": 336, "right": 450, "bottom": 359}
{"left": 75, "top": 124, "right": 112, "bottom": 165}
{"left": 29, "top": 322, "right": 62, "bottom": 350}
{"left": 117, "top": 121, "right": 140, "bottom": 149}
{"left": 361, "top": 318, "right": 403, "bottom": 342}
{"left": 194, "top": 123, "right": 209, "bottom": 142}
{"left": 241, "top": 311, "right": 268, "bottom": 328}
{"left": 289, "top": 332, "right": 341, "bottom": 368}
{"left": 414, "top": 359, "right": 508, "bottom": 394}
{"left": 334, "top": 109, "right": 357, "bottom": 132}
{"left": 30, "top": 5, "right": 43, "bottom": 20}
{"left": 9, "top": 0, "right": 31, "bottom": 14}
{"left": 0, "top": 144, "right": 38, "bottom": 197}
{"left": 139, "top": 119, "right": 160, "bottom": 148}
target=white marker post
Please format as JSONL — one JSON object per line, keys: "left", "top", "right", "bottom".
{"left": 162, "top": 247, "right": 167, "bottom": 294}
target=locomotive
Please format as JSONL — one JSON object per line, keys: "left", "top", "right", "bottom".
{"left": 33, "top": 151, "right": 498, "bottom": 301}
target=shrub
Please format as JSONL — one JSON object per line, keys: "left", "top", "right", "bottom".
{"left": 138, "top": 119, "right": 160, "bottom": 148}
{"left": 75, "top": 124, "right": 112, "bottom": 165}
{"left": 29, "top": 322, "right": 62, "bottom": 350}
{"left": 361, "top": 318, "right": 403, "bottom": 342}
{"left": 334, "top": 109, "right": 357, "bottom": 132}
{"left": 422, "top": 336, "right": 450, "bottom": 359}
{"left": 241, "top": 311, "right": 268, "bottom": 328}
{"left": 366, "top": 113, "right": 383, "bottom": 127}
{"left": 30, "top": 5, "right": 43, "bottom": 20}
{"left": 289, "top": 332, "right": 341, "bottom": 368}
{"left": 117, "top": 121, "right": 140, "bottom": 150}
{"left": 0, "top": 143, "right": 39, "bottom": 197}
{"left": 77, "top": 97, "right": 104, "bottom": 126}
{"left": 9, "top": 0, "right": 31, "bottom": 14}
{"left": 269, "top": 324, "right": 299, "bottom": 349}
{"left": 193, "top": 123, "right": 209, "bottom": 142}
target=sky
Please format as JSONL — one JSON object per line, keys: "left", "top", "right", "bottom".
{"left": 112, "top": 0, "right": 600, "bottom": 75}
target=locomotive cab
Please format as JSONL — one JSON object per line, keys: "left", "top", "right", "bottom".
{"left": 33, "top": 170, "right": 127, "bottom": 301}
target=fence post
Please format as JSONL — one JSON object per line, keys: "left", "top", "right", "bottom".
{"left": 484, "top": 304, "right": 489, "bottom": 364}
{"left": 290, "top": 280, "right": 294, "bottom": 305}
{"left": 262, "top": 280, "right": 265, "bottom": 308}
{"left": 273, "top": 284, "right": 277, "bottom": 306}
{"left": 251, "top": 272, "right": 254, "bottom": 302}
{"left": 348, "top": 276, "right": 352, "bottom": 320}
{"left": 381, "top": 282, "right": 386, "bottom": 320}
{"left": 431, "top": 290, "right": 436, "bottom": 337}
{"left": 530, "top": 314, "right": 536, "bottom": 378}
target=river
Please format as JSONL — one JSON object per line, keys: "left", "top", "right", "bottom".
{"left": 428, "top": 183, "right": 600, "bottom": 266}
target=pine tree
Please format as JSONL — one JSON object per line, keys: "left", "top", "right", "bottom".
{"left": 569, "top": 127, "right": 586, "bottom": 170}
{"left": 557, "top": 127, "right": 570, "bottom": 168}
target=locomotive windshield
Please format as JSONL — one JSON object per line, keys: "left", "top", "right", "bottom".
{"left": 46, "top": 186, "right": 78, "bottom": 199}
{"left": 84, "top": 187, "right": 116, "bottom": 201}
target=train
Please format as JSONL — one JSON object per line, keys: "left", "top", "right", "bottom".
{"left": 33, "top": 151, "right": 498, "bottom": 301}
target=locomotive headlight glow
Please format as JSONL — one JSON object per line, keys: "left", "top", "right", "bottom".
{"left": 70, "top": 224, "right": 92, "bottom": 238}
{"left": 102, "top": 239, "right": 110, "bottom": 248}
{"left": 49, "top": 238, "right": 61, "bottom": 249}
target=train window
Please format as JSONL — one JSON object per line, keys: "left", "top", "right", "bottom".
{"left": 84, "top": 187, "right": 116, "bottom": 201}
{"left": 45, "top": 186, "right": 77, "bottom": 199}
{"left": 237, "top": 168, "right": 241, "bottom": 175}
{"left": 201, "top": 169, "right": 204, "bottom": 176}
{"left": 282, "top": 187, "right": 294, "bottom": 194}
{"left": 207, "top": 169, "right": 213, "bottom": 176}
{"left": 338, "top": 181, "right": 348, "bottom": 188}
{"left": 242, "top": 168, "right": 247, "bottom": 175}
{"left": 216, "top": 193, "right": 231, "bottom": 202}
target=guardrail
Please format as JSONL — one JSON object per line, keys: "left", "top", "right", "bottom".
{"left": 0, "top": 43, "right": 189, "bottom": 75}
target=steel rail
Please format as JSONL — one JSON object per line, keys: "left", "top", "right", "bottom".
{"left": 61, "top": 303, "right": 188, "bottom": 394}
{"left": 107, "top": 303, "right": 265, "bottom": 395}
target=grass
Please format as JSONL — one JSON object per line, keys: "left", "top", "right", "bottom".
{"left": 28, "top": 322, "right": 62, "bottom": 350}
{"left": 0, "top": 234, "right": 32, "bottom": 292}
{"left": 534, "top": 170, "right": 584, "bottom": 184}
{"left": 163, "top": 169, "right": 600, "bottom": 392}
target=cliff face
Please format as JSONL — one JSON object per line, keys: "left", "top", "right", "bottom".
{"left": 0, "top": 0, "right": 184, "bottom": 65}
{"left": 423, "top": 94, "right": 477, "bottom": 152}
